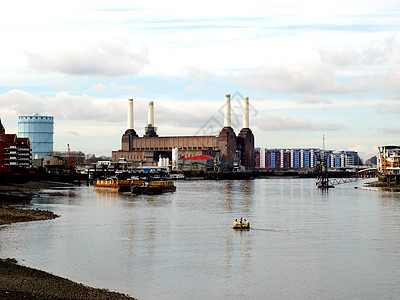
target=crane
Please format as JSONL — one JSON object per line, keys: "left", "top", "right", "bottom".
{"left": 67, "top": 144, "right": 75, "bottom": 169}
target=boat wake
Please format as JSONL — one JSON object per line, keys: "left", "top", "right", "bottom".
{"left": 249, "top": 228, "right": 289, "bottom": 233}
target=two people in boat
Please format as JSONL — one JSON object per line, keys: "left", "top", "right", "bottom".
{"left": 235, "top": 217, "right": 247, "bottom": 223}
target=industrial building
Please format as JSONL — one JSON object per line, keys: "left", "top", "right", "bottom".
{"left": 18, "top": 113, "right": 54, "bottom": 159}
{"left": 0, "top": 119, "right": 32, "bottom": 175}
{"left": 255, "top": 148, "right": 361, "bottom": 169}
{"left": 112, "top": 95, "right": 255, "bottom": 170}
{"left": 377, "top": 145, "right": 400, "bottom": 175}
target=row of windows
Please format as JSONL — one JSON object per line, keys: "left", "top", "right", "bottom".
{"left": 120, "top": 153, "right": 202, "bottom": 160}
{"left": 132, "top": 146, "right": 210, "bottom": 151}
{"left": 19, "top": 116, "right": 53, "bottom": 120}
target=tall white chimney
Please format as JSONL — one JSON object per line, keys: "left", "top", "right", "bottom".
{"left": 243, "top": 97, "right": 249, "bottom": 128}
{"left": 148, "top": 101, "right": 154, "bottom": 126}
{"left": 224, "top": 94, "right": 231, "bottom": 127}
{"left": 127, "top": 99, "right": 134, "bottom": 129}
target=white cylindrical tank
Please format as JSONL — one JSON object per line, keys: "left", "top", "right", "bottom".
{"left": 243, "top": 97, "right": 249, "bottom": 128}
{"left": 172, "top": 147, "right": 179, "bottom": 170}
{"left": 224, "top": 94, "right": 231, "bottom": 127}
{"left": 148, "top": 101, "right": 154, "bottom": 126}
{"left": 158, "top": 155, "right": 162, "bottom": 167}
{"left": 127, "top": 99, "right": 134, "bottom": 129}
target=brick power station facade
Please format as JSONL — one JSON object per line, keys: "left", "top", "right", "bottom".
{"left": 112, "top": 95, "right": 255, "bottom": 170}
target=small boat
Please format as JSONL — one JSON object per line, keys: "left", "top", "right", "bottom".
{"left": 233, "top": 218, "right": 250, "bottom": 229}
{"left": 131, "top": 180, "right": 176, "bottom": 195}
{"left": 316, "top": 182, "right": 335, "bottom": 189}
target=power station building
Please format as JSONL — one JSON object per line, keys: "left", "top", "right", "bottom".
{"left": 112, "top": 95, "right": 255, "bottom": 170}
{"left": 18, "top": 114, "right": 54, "bottom": 159}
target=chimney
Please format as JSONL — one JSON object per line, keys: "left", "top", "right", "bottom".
{"left": 148, "top": 101, "right": 154, "bottom": 126}
{"left": 224, "top": 94, "right": 231, "bottom": 127}
{"left": 243, "top": 97, "right": 249, "bottom": 129}
{"left": 127, "top": 99, "right": 134, "bottom": 130}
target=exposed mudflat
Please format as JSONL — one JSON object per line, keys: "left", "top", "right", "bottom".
{"left": 0, "top": 207, "right": 59, "bottom": 225}
{"left": 0, "top": 258, "right": 136, "bottom": 299}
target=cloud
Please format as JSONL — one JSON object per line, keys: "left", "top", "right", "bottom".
{"left": 0, "top": 89, "right": 42, "bottom": 115}
{"left": 242, "top": 61, "right": 343, "bottom": 94}
{"left": 293, "top": 94, "right": 333, "bottom": 104}
{"left": 50, "top": 81, "right": 80, "bottom": 90}
{"left": 90, "top": 84, "right": 108, "bottom": 93}
{"left": 319, "top": 35, "right": 399, "bottom": 67}
{"left": 241, "top": 58, "right": 382, "bottom": 96}
{"left": 184, "top": 85, "right": 197, "bottom": 91}
{"left": 25, "top": 36, "right": 149, "bottom": 77}
{"left": 378, "top": 126, "right": 400, "bottom": 134}
{"left": 0, "top": 90, "right": 125, "bottom": 122}
{"left": 65, "top": 131, "right": 80, "bottom": 136}
{"left": 182, "top": 65, "right": 218, "bottom": 84}
{"left": 382, "top": 65, "right": 400, "bottom": 96}
{"left": 253, "top": 112, "right": 345, "bottom": 131}
{"left": 376, "top": 103, "right": 400, "bottom": 114}
{"left": 110, "top": 83, "right": 142, "bottom": 93}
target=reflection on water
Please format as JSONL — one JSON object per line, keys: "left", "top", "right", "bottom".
{"left": 1, "top": 178, "right": 400, "bottom": 299}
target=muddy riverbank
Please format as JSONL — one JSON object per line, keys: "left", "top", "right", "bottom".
{"left": 0, "top": 258, "right": 135, "bottom": 299}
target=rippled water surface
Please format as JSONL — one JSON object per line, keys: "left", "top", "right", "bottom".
{"left": 1, "top": 178, "right": 400, "bottom": 299}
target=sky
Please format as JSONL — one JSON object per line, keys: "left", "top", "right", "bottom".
{"left": 1, "top": 0, "right": 399, "bottom": 160}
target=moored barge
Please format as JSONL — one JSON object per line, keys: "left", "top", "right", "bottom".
{"left": 131, "top": 180, "right": 176, "bottom": 195}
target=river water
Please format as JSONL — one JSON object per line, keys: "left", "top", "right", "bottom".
{"left": 1, "top": 178, "right": 400, "bottom": 299}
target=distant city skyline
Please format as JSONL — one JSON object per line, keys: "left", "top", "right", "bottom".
{"left": 1, "top": 1, "right": 399, "bottom": 159}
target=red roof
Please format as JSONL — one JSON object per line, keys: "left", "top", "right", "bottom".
{"left": 180, "top": 155, "right": 214, "bottom": 161}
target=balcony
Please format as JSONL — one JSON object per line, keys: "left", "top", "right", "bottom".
{"left": 18, "top": 152, "right": 31, "bottom": 157}
{"left": 18, "top": 157, "right": 30, "bottom": 161}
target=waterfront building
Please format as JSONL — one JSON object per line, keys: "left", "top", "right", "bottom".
{"left": 377, "top": 145, "right": 400, "bottom": 175}
{"left": 18, "top": 114, "right": 54, "bottom": 159}
{"left": 338, "top": 150, "right": 361, "bottom": 167}
{"left": 255, "top": 148, "right": 360, "bottom": 170}
{"left": 0, "top": 119, "right": 32, "bottom": 175}
{"left": 112, "top": 95, "right": 255, "bottom": 171}
{"left": 44, "top": 151, "right": 85, "bottom": 169}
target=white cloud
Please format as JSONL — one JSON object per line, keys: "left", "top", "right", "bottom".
{"left": 383, "top": 65, "right": 400, "bottom": 97}
{"left": 0, "top": 90, "right": 43, "bottom": 115}
{"left": 25, "top": 36, "right": 149, "bottom": 77}
{"left": 378, "top": 126, "right": 400, "bottom": 134}
{"left": 0, "top": 90, "right": 126, "bottom": 122}
{"left": 90, "top": 84, "right": 108, "bottom": 93}
{"left": 293, "top": 94, "right": 333, "bottom": 104}
{"left": 376, "top": 103, "right": 400, "bottom": 114}
{"left": 242, "top": 60, "right": 342, "bottom": 94}
{"left": 182, "top": 65, "right": 218, "bottom": 84}
{"left": 110, "top": 83, "right": 142, "bottom": 93}
{"left": 319, "top": 35, "right": 399, "bottom": 67}
{"left": 253, "top": 112, "right": 345, "bottom": 131}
